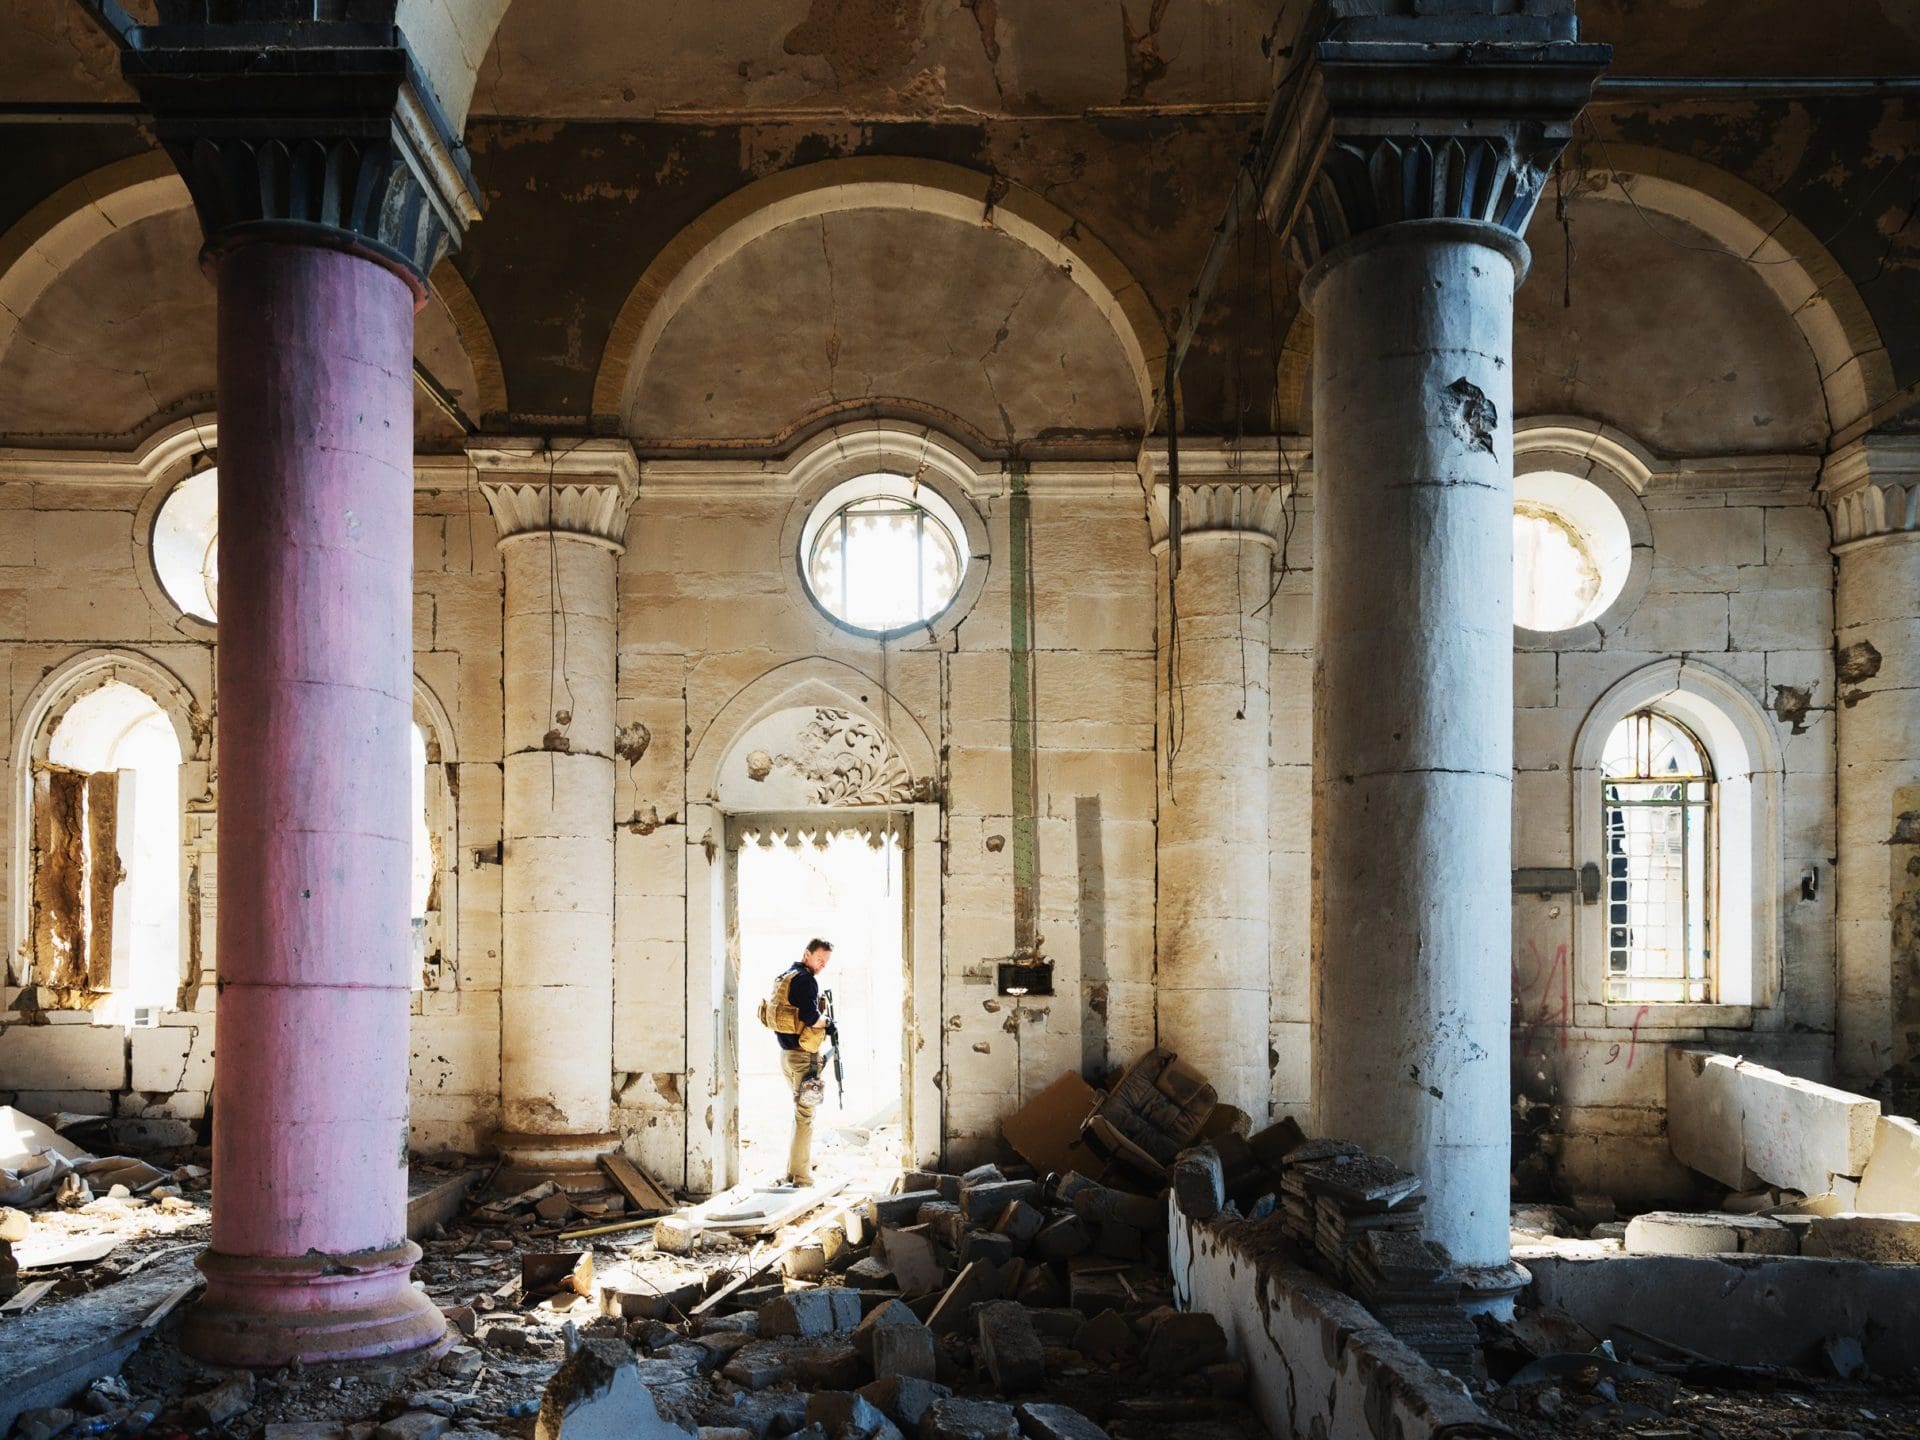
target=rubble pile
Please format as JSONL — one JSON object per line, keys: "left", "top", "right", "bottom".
{"left": 1179, "top": 1117, "right": 1481, "bottom": 1380}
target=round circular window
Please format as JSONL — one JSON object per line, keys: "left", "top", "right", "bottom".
{"left": 799, "top": 474, "right": 968, "bottom": 635}
{"left": 1512, "top": 470, "right": 1632, "bottom": 634}
{"left": 152, "top": 469, "right": 219, "bottom": 623}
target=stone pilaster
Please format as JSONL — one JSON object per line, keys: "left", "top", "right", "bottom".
{"left": 1266, "top": 7, "right": 1606, "bottom": 1299}
{"left": 1150, "top": 468, "right": 1290, "bottom": 1123}
{"left": 1823, "top": 436, "right": 1920, "bottom": 1085}
{"left": 475, "top": 442, "right": 639, "bottom": 1186}
{"left": 119, "top": 20, "right": 481, "bottom": 1369}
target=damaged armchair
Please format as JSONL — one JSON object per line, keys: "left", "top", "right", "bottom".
{"left": 1079, "top": 1047, "right": 1218, "bottom": 1187}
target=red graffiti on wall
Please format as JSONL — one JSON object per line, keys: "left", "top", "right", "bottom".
{"left": 1513, "top": 939, "right": 1570, "bottom": 1054}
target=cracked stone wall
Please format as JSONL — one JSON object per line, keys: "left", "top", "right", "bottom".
{"left": 1509, "top": 468, "right": 1837, "bottom": 1204}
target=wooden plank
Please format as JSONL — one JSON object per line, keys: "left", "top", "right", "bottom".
{"left": 687, "top": 1194, "right": 858, "bottom": 1317}
{"left": 558, "top": 1215, "right": 660, "bottom": 1242}
{"left": 601, "top": 1154, "right": 672, "bottom": 1213}
{"left": 0, "top": 1280, "right": 58, "bottom": 1315}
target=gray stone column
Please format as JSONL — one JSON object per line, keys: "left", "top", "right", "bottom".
{"left": 476, "top": 443, "right": 637, "bottom": 1185}
{"left": 1263, "top": 15, "right": 1605, "bottom": 1296}
{"left": 1824, "top": 438, "right": 1920, "bottom": 1085}
{"left": 1152, "top": 475, "right": 1289, "bottom": 1122}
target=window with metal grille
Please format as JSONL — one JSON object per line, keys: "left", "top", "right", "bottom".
{"left": 803, "top": 488, "right": 963, "bottom": 633}
{"left": 1602, "top": 709, "right": 1716, "bottom": 1004}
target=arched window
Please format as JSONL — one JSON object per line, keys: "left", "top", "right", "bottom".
{"left": 1601, "top": 710, "right": 1715, "bottom": 1003}
{"left": 1573, "top": 661, "right": 1779, "bottom": 1016}
{"left": 35, "top": 680, "right": 183, "bottom": 1008}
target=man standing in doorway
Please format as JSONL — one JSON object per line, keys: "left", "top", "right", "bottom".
{"left": 774, "top": 939, "right": 832, "bottom": 1186}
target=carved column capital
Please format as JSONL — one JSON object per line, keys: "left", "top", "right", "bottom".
{"left": 1822, "top": 435, "right": 1920, "bottom": 550}
{"left": 1141, "top": 444, "right": 1305, "bottom": 549}
{"left": 1260, "top": 14, "right": 1609, "bottom": 272}
{"left": 121, "top": 22, "right": 482, "bottom": 291}
{"left": 472, "top": 440, "right": 641, "bottom": 549}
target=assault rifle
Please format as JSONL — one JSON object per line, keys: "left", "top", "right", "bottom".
{"left": 818, "top": 988, "right": 845, "bottom": 1106}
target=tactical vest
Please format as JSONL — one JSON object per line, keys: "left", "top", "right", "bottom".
{"left": 756, "top": 968, "right": 825, "bottom": 1053}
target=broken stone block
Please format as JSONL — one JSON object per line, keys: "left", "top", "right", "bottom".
{"left": 654, "top": 1216, "right": 703, "bottom": 1254}
{"left": 1030, "top": 1216, "right": 1091, "bottom": 1263}
{"left": 720, "top": 1342, "right": 788, "bottom": 1391}
{"left": 926, "top": 1260, "right": 996, "bottom": 1335}
{"left": 845, "top": 1256, "right": 896, "bottom": 1289}
{"left": 1142, "top": 1311, "right": 1228, "bottom": 1378}
{"left": 1802, "top": 1213, "right": 1920, "bottom": 1262}
{"left": 990, "top": 1200, "right": 1043, "bottom": 1250}
{"left": 186, "top": 1373, "right": 255, "bottom": 1427}
{"left": 922, "top": 1397, "right": 1020, "bottom": 1440}
{"left": 880, "top": 1226, "right": 945, "bottom": 1298}
{"left": 373, "top": 1417, "right": 450, "bottom": 1440}
{"left": 524, "top": 1250, "right": 595, "bottom": 1299}
{"left": 1739, "top": 1065, "right": 1880, "bottom": 1198}
{"left": 869, "top": 1190, "right": 942, "bottom": 1228}
{"left": 694, "top": 1429, "right": 756, "bottom": 1440}
{"left": 1172, "top": 1146, "right": 1225, "bottom": 1221}
{"left": 961, "top": 1164, "right": 1006, "bottom": 1186}
{"left": 787, "top": 1340, "right": 865, "bottom": 1389}
{"left": 1625, "top": 1212, "right": 1794, "bottom": 1256}
{"left": 783, "top": 1243, "right": 829, "bottom": 1281}
{"left": 1069, "top": 1181, "right": 1163, "bottom": 1233}
{"left": 805, "top": 1392, "right": 902, "bottom": 1440}
{"left": 958, "top": 1179, "right": 1038, "bottom": 1222}
{"left": 1094, "top": 1220, "right": 1143, "bottom": 1260}
{"left": 872, "top": 1320, "right": 937, "bottom": 1382}
{"left": 958, "top": 1230, "right": 1013, "bottom": 1267}
{"left": 0, "top": 1208, "right": 29, "bottom": 1243}
{"left": 1666, "top": 1050, "right": 1755, "bottom": 1190}
{"left": 1858, "top": 1115, "right": 1920, "bottom": 1214}
{"left": 975, "top": 1300, "right": 1044, "bottom": 1393}
{"left": 760, "top": 1287, "right": 863, "bottom": 1337}
{"left": 853, "top": 1297, "right": 922, "bottom": 1361}
{"left": 1247, "top": 1116, "right": 1307, "bottom": 1170}
{"left": 1066, "top": 1260, "right": 1133, "bottom": 1316}
{"left": 916, "top": 1202, "right": 965, "bottom": 1247}
{"left": 1015, "top": 1266, "right": 1066, "bottom": 1310}
{"left": 535, "top": 1338, "right": 696, "bottom": 1440}
{"left": 264, "top": 1426, "right": 347, "bottom": 1440}
{"left": 1013, "top": 1404, "right": 1111, "bottom": 1440}
{"left": 858, "top": 1376, "right": 951, "bottom": 1437}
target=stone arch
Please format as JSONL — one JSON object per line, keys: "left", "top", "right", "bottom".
{"left": 591, "top": 157, "right": 1164, "bottom": 433}
{"left": 1558, "top": 140, "right": 1894, "bottom": 437}
{"left": 687, "top": 657, "right": 939, "bottom": 811}
{"left": 9, "top": 649, "right": 208, "bottom": 986}
{"left": 0, "top": 153, "right": 187, "bottom": 364}
{"left": 1571, "top": 658, "right": 1785, "bottom": 1015}
{"left": 0, "top": 159, "right": 505, "bottom": 444}
{"left": 1281, "top": 146, "right": 1895, "bottom": 441}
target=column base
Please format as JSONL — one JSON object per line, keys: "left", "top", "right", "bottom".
{"left": 490, "top": 1129, "right": 620, "bottom": 1193}
{"left": 181, "top": 1240, "right": 451, "bottom": 1368}
{"left": 1454, "top": 1259, "right": 1531, "bottom": 1319}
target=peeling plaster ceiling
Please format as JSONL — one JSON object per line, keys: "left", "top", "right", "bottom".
{"left": 624, "top": 205, "right": 1144, "bottom": 450}
{"left": 1517, "top": 195, "right": 1829, "bottom": 455}
{"left": 0, "top": 200, "right": 483, "bottom": 449}
{"left": 470, "top": 0, "right": 1275, "bottom": 120}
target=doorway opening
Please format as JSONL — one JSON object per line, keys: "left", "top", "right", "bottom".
{"left": 732, "top": 817, "right": 906, "bottom": 1188}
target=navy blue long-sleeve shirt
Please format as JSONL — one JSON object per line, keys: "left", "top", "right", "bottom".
{"left": 776, "top": 963, "right": 821, "bottom": 1050}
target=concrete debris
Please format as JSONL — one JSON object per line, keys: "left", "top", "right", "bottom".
{"left": 535, "top": 1336, "right": 694, "bottom": 1440}
{"left": 1013, "top": 1403, "right": 1111, "bottom": 1440}
{"left": 974, "top": 1299, "right": 1044, "bottom": 1392}
{"left": 921, "top": 1397, "right": 1020, "bottom": 1440}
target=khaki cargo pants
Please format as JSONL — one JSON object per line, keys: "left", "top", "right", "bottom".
{"left": 781, "top": 1047, "right": 817, "bottom": 1184}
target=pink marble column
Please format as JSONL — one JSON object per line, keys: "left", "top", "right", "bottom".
{"left": 181, "top": 239, "right": 447, "bottom": 1366}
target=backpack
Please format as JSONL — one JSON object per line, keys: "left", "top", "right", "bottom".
{"left": 756, "top": 967, "right": 826, "bottom": 1053}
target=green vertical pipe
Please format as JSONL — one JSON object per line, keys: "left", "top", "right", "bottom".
{"left": 1008, "top": 463, "right": 1038, "bottom": 952}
